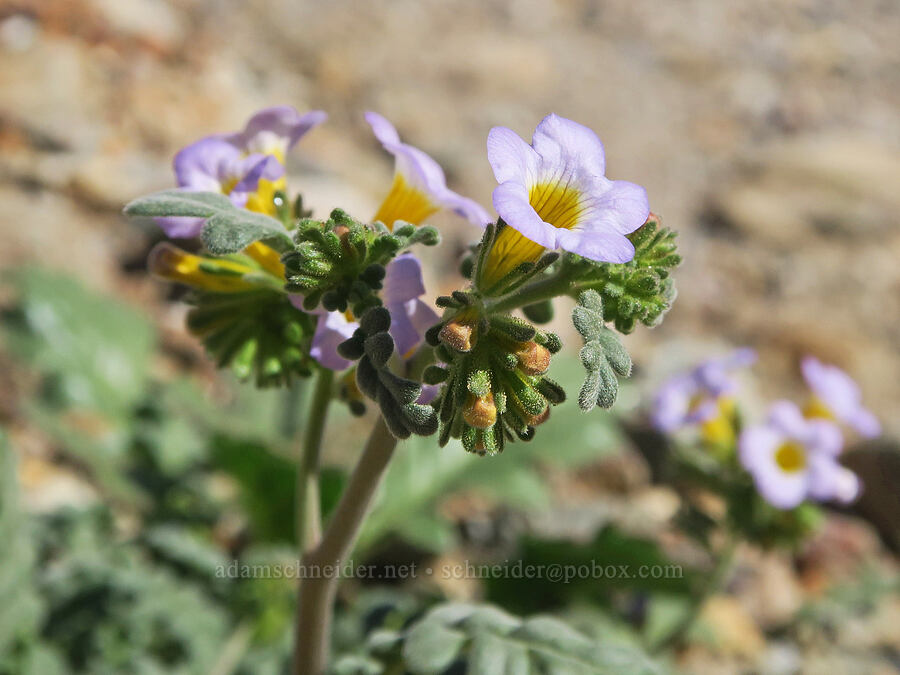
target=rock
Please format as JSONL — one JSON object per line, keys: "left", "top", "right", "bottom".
{"left": 758, "top": 641, "right": 803, "bottom": 675}
{"left": 697, "top": 594, "right": 766, "bottom": 659}
{"left": 18, "top": 451, "right": 98, "bottom": 513}
{"left": 798, "top": 514, "right": 884, "bottom": 592}
{"left": 737, "top": 550, "right": 804, "bottom": 629}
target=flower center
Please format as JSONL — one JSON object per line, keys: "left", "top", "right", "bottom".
{"left": 528, "top": 180, "right": 584, "bottom": 231}
{"left": 774, "top": 442, "right": 807, "bottom": 473}
{"left": 373, "top": 173, "right": 439, "bottom": 230}
{"left": 480, "top": 181, "right": 586, "bottom": 289}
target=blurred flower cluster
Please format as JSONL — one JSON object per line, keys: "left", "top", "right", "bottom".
{"left": 651, "top": 351, "right": 879, "bottom": 546}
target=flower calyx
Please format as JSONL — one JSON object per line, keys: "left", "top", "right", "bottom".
{"left": 426, "top": 306, "right": 565, "bottom": 455}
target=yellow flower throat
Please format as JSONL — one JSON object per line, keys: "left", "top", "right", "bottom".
{"left": 483, "top": 181, "right": 584, "bottom": 287}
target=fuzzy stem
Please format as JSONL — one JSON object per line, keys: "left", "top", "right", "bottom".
{"left": 295, "top": 368, "right": 334, "bottom": 552}
{"left": 485, "top": 269, "right": 581, "bottom": 315}
{"left": 293, "top": 416, "right": 399, "bottom": 674}
{"left": 280, "top": 379, "right": 306, "bottom": 440}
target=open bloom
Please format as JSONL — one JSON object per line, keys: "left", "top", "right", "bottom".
{"left": 652, "top": 348, "right": 756, "bottom": 433}
{"left": 156, "top": 106, "right": 326, "bottom": 238}
{"left": 801, "top": 357, "right": 880, "bottom": 438}
{"left": 740, "top": 401, "right": 859, "bottom": 509}
{"left": 225, "top": 106, "right": 327, "bottom": 163}
{"left": 299, "top": 254, "right": 440, "bottom": 371}
{"left": 366, "top": 112, "right": 490, "bottom": 229}
{"left": 483, "top": 113, "right": 650, "bottom": 285}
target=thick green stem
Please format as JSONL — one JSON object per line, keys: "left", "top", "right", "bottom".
{"left": 293, "top": 416, "right": 399, "bottom": 675}
{"left": 295, "top": 368, "right": 334, "bottom": 553}
{"left": 651, "top": 536, "right": 737, "bottom": 653}
{"left": 485, "top": 270, "right": 583, "bottom": 315}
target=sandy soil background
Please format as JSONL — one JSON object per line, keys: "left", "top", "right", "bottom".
{"left": 1, "top": 2, "right": 899, "bottom": 672}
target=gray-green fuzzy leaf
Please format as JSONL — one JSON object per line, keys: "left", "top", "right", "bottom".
{"left": 124, "top": 189, "right": 292, "bottom": 253}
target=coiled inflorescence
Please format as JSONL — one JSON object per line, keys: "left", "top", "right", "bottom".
{"left": 424, "top": 307, "right": 565, "bottom": 455}
{"left": 283, "top": 209, "right": 439, "bottom": 317}
{"left": 336, "top": 307, "right": 438, "bottom": 439}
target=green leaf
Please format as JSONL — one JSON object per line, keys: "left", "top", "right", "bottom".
{"left": 123, "top": 189, "right": 292, "bottom": 253}
{"left": 4, "top": 267, "right": 155, "bottom": 416}
{"left": 572, "top": 291, "right": 632, "bottom": 412}
{"left": 210, "top": 434, "right": 297, "bottom": 544}
{"left": 393, "top": 512, "right": 457, "bottom": 553}
{"left": 402, "top": 619, "right": 467, "bottom": 673}
{"left": 124, "top": 188, "right": 234, "bottom": 217}
{"left": 485, "top": 527, "right": 695, "bottom": 617}
{"left": 399, "top": 603, "right": 664, "bottom": 675}
{"left": 0, "top": 433, "right": 43, "bottom": 663}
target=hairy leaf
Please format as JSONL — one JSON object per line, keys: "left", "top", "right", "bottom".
{"left": 124, "top": 189, "right": 292, "bottom": 253}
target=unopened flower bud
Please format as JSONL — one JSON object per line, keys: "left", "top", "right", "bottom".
{"left": 148, "top": 242, "right": 256, "bottom": 293}
{"left": 527, "top": 405, "right": 550, "bottom": 427}
{"left": 463, "top": 392, "right": 497, "bottom": 429}
{"left": 515, "top": 341, "right": 551, "bottom": 375}
{"left": 439, "top": 320, "right": 474, "bottom": 352}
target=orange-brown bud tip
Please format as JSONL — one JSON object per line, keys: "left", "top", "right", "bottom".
{"left": 463, "top": 392, "right": 497, "bottom": 429}
{"left": 515, "top": 341, "right": 551, "bottom": 375}
{"left": 147, "top": 242, "right": 189, "bottom": 279}
{"left": 527, "top": 405, "right": 550, "bottom": 427}
{"left": 439, "top": 320, "right": 474, "bottom": 352}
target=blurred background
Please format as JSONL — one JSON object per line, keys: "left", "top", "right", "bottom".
{"left": 1, "top": 1, "right": 898, "bottom": 673}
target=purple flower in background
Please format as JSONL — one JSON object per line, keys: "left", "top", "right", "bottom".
{"left": 482, "top": 114, "right": 650, "bottom": 285}
{"left": 297, "top": 254, "right": 440, "bottom": 372}
{"left": 226, "top": 106, "right": 328, "bottom": 161}
{"left": 308, "top": 309, "right": 358, "bottom": 372}
{"left": 801, "top": 357, "right": 881, "bottom": 438}
{"left": 652, "top": 348, "right": 757, "bottom": 432}
{"left": 156, "top": 106, "right": 326, "bottom": 238}
{"left": 366, "top": 112, "right": 491, "bottom": 229}
{"left": 381, "top": 254, "right": 441, "bottom": 358}
{"left": 740, "top": 401, "right": 860, "bottom": 509}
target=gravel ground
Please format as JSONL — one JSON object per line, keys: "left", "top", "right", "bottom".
{"left": 1, "top": 1, "right": 898, "bottom": 671}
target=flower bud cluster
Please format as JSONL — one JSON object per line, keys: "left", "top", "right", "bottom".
{"left": 283, "top": 209, "right": 439, "bottom": 317}
{"left": 423, "top": 308, "right": 565, "bottom": 455}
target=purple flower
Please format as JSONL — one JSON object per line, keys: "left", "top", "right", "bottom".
{"left": 482, "top": 114, "right": 650, "bottom": 285}
{"left": 740, "top": 401, "right": 860, "bottom": 509}
{"left": 652, "top": 348, "right": 757, "bottom": 432}
{"left": 297, "top": 254, "right": 440, "bottom": 372}
{"left": 156, "top": 107, "right": 326, "bottom": 238}
{"left": 308, "top": 309, "right": 358, "bottom": 371}
{"left": 366, "top": 112, "right": 491, "bottom": 229}
{"left": 226, "top": 106, "right": 328, "bottom": 161}
{"left": 801, "top": 357, "right": 880, "bottom": 438}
